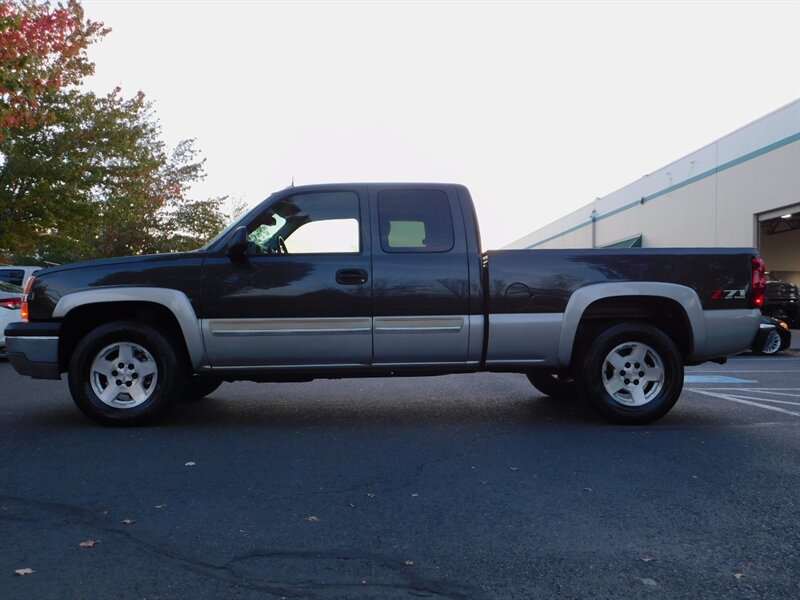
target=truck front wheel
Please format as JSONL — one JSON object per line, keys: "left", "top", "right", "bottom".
{"left": 576, "top": 323, "right": 683, "bottom": 424}
{"left": 68, "top": 321, "right": 185, "bottom": 426}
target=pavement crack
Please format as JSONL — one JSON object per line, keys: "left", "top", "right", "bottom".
{"left": 0, "top": 494, "right": 479, "bottom": 598}
{"left": 225, "top": 548, "right": 478, "bottom": 599}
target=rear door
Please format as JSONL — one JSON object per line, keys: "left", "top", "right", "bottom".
{"left": 369, "top": 185, "right": 475, "bottom": 365}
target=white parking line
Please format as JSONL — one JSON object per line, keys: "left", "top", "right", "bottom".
{"left": 735, "top": 397, "right": 800, "bottom": 406}
{"left": 689, "top": 370, "right": 800, "bottom": 373}
{"left": 706, "top": 392, "right": 800, "bottom": 405}
{"left": 730, "top": 355, "right": 800, "bottom": 359}
{"left": 691, "top": 388, "right": 800, "bottom": 394}
{"left": 688, "top": 388, "right": 800, "bottom": 417}
{"left": 747, "top": 390, "right": 800, "bottom": 397}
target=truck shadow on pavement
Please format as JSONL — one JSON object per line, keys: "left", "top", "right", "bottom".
{"left": 162, "top": 381, "right": 721, "bottom": 430}
{"left": 4, "top": 371, "right": 733, "bottom": 430}
{"left": 167, "top": 391, "right": 600, "bottom": 428}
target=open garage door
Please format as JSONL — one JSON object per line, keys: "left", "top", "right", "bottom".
{"left": 757, "top": 204, "right": 800, "bottom": 326}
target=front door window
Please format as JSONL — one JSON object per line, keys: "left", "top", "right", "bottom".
{"left": 247, "top": 191, "right": 361, "bottom": 255}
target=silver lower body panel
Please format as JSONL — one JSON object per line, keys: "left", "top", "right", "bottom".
{"left": 484, "top": 313, "right": 563, "bottom": 367}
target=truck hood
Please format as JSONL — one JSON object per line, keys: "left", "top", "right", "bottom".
{"left": 35, "top": 252, "right": 200, "bottom": 277}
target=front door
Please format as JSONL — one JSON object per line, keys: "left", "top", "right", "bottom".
{"left": 200, "top": 187, "right": 372, "bottom": 368}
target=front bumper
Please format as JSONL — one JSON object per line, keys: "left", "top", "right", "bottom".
{"left": 5, "top": 322, "right": 61, "bottom": 380}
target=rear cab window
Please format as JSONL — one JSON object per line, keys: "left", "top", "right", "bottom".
{"left": 377, "top": 189, "right": 455, "bottom": 253}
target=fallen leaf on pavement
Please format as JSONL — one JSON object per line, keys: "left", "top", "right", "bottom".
{"left": 509, "top": 467, "right": 519, "bottom": 471}
{"left": 184, "top": 461, "right": 196, "bottom": 467}
{"left": 404, "top": 560, "right": 414, "bottom": 566}
{"left": 154, "top": 504, "right": 166, "bottom": 509}
{"left": 305, "top": 515, "right": 320, "bottom": 522}
{"left": 640, "top": 557, "right": 655, "bottom": 562}
{"left": 121, "top": 519, "right": 135, "bottom": 525}
{"left": 366, "top": 492, "right": 375, "bottom": 498}
{"left": 79, "top": 540, "right": 99, "bottom": 548}
{"left": 734, "top": 573, "right": 745, "bottom": 580}
{"left": 14, "top": 568, "right": 34, "bottom": 576}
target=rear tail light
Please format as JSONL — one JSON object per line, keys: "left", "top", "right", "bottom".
{"left": 20, "top": 275, "right": 35, "bottom": 322}
{"left": 0, "top": 297, "right": 22, "bottom": 310}
{"left": 751, "top": 257, "right": 766, "bottom": 309}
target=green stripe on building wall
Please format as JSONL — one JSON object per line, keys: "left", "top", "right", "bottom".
{"left": 526, "top": 132, "right": 800, "bottom": 249}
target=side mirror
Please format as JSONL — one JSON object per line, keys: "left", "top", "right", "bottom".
{"left": 226, "top": 226, "right": 248, "bottom": 261}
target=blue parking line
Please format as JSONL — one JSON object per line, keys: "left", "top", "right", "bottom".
{"left": 684, "top": 375, "right": 757, "bottom": 384}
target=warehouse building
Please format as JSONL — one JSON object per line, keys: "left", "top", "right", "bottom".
{"left": 507, "top": 99, "right": 800, "bottom": 288}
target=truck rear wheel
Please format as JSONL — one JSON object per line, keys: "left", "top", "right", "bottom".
{"left": 526, "top": 372, "right": 576, "bottom": 398}
{"left": 68, "top": 321, "right": 185, "bottom": 426}
{"left": 576, "top": 323, "right": 683, "bottom": 424}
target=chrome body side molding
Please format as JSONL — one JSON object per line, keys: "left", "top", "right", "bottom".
{"left": 374, "top": 316, "right": 465, "bottom": 334}
{"left": 373, "top": 315, "right": 473, "bottom": 363}
{"left": 201, "top": 317, "right": 372, "bottom": 367}
{"left": 207, "top": 318, "right": 372, "bottom": 337}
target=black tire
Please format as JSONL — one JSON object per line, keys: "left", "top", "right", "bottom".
{"left": 755, "top": 330, "right": 783, "bottom": 356}
{"left": 182, "top": 377, "right": 223, "bottom": 401}
{"left": 68, "top": 320, "right": 185, "bottom": 426}
{"left": 576, "top": 322, "right": 683, "bottom": 425}
{"left": 526, "top": 371, "right": 577, "bottom": 398}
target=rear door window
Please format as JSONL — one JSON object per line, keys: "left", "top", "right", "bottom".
{"left": 377, "top": 190, "right": 454, "bottom": 253}
{"left": 0, "top": 269, "right": 24, "bottom": 286}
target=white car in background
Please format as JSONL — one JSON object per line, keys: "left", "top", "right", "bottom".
{"left": 0, "top": 281, "right": 24, "bottom": 353}
{"left": 0, "top": 265, "right": 41, "bottom": 289}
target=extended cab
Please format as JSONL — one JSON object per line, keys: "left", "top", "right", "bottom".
{"left": 5, "top": 183, "right": 765, "bottom": 425}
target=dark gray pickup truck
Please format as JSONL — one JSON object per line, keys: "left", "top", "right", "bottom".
{"left": 6, "top": 183, "right": 765, "bottom": 426}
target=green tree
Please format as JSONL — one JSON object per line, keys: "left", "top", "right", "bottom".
{"left": 0, "top": 0, "right": 107, "bottom": 138}
{"left": 0, "top": 0, "right": 233, "bottom": 264}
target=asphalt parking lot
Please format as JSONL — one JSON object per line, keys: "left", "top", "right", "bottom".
{"left": 1, "top": 351, "right": 798, "bottom": 599}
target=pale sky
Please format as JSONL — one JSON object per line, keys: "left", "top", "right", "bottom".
{"left": 81, "top": 0, "right": 800, "bottom": 249}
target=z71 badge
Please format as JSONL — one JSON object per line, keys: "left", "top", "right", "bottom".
{"left": 711, "top": 288, "right": 746, "bottom": 300}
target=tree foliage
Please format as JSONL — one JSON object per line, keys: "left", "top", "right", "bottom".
{"left": 0, "top": 0, "right": 107, "bottom": 137}
{"left": 0, "top": 0, "right": 232, "bottom": 264}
